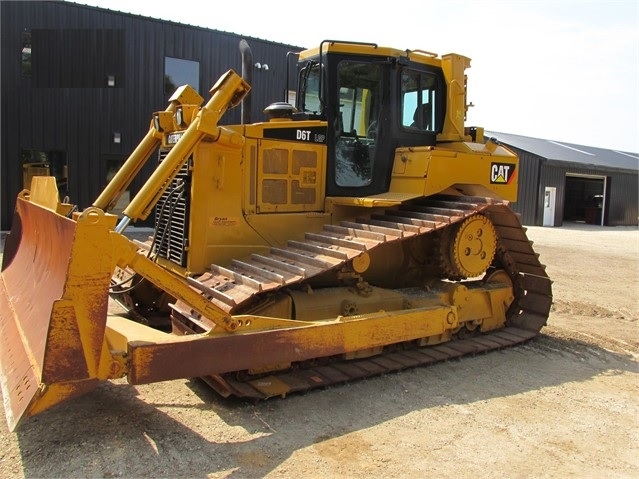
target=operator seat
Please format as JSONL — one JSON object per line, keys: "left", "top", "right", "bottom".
{"left": 411, "top": 103, "right": 432, "bottom": 130}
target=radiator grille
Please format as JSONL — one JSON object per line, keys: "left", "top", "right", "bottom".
{"left": 154, "top": 150, "right": 191, "bottom": 267}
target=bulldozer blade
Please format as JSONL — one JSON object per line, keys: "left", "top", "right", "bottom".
{"left": 0, "top": 195, "right": 117, "bottom": 431}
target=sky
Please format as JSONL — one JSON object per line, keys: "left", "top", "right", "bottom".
{"left": 69, "top": 0, "right": 639, "bottom": 153}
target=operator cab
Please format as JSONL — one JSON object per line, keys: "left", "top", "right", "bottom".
{"left": 295, "top": 41, "right": 447, "bottom": 197}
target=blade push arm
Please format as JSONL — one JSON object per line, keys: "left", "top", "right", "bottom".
{"left": 92, "top": 82, "right": 206, "bottom": 212}
{"left": 116, "top": 70, "right": 250, "bottom": 231}
{"left": 92, "top": 105, "right": 173, "bottom": 213}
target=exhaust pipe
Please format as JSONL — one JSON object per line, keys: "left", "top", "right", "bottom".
{"left": 239, "top": 39, "right": 253, "bottom": 124}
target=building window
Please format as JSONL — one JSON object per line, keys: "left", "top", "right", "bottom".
{"left": 164, "top": 57, "right": 200, "bottom": 96}
{"left": 21, "top": 30, "right": 31, "bottom": 76}
{"left": 21, "top": 149, "right": 68, "bottom": 197}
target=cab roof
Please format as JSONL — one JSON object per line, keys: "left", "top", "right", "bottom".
{"left": 299, "top": 41, "right": 451, "bottom": 68}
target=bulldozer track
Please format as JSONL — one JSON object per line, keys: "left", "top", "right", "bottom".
{"left": 201, "top": 326, "right": 539, "bottom": 399}
{"left": 170, "top": 195, "right": 552, "bottom": 399}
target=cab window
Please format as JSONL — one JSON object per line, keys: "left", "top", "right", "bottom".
{"left": 401, "top": 70, "right": 438, "bottom": 132}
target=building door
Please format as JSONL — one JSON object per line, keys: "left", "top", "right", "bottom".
{"left": 543, "top": 187, "right": 557, "bottom": 226}
{"left": 564, "top": 174, "right": 606, "bottom": 225}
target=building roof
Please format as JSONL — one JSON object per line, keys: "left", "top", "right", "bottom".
{"left": 485, "top": 131, "right": 639, "bottom": 172}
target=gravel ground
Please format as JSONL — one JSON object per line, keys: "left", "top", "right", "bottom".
{"left": 0, "top": 222, "right": 637, "bottom": 478}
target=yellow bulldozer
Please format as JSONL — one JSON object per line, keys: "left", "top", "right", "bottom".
{"left": 0, "top": 40, "right": 552, "bottom": 431}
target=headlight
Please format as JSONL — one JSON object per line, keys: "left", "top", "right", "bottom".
{"left": 153, "top": 113, "right": 162, "bottom": 132}
{"left": 175, "top": 107, "right": 185, "bottom": 127}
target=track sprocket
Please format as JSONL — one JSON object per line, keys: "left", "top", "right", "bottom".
{"left": 439, "top": 214, "right": 497, "bottom": 279}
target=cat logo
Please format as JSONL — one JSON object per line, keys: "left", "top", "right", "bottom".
{"left": 490, "top": 162, "right": 516, "bottom": 184}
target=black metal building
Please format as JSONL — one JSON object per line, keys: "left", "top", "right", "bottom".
{"left": 1, "top": 1, "right": 301, "bottom": 229}
{"left": 487, "top": 131, "right": 639, "bottom": 227}
{"left": 3, "top": 3, "right": 637, "bottom": 231}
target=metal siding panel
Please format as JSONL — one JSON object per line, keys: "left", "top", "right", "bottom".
{"left": 505, "top": 147, "right": 541, "bottom": 226}
{"left": 1, "top": 0, "right": 300, "bottom": 229}
{"left": 608, "top": 173, "right": 638, "bottom": 226}
{"left": 1, "top": 3, "right": 29, "bottom": 225}
{"left": 0, "top": 0, "right": 23, "bottom": 226}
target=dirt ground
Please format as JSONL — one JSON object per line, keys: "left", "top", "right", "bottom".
{"left": 0, "top": 222, "right": 637, "bottom": 478}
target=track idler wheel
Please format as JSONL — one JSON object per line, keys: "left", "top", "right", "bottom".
{"left": 440, "top": 214, "right": 497, "bottom": 279}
